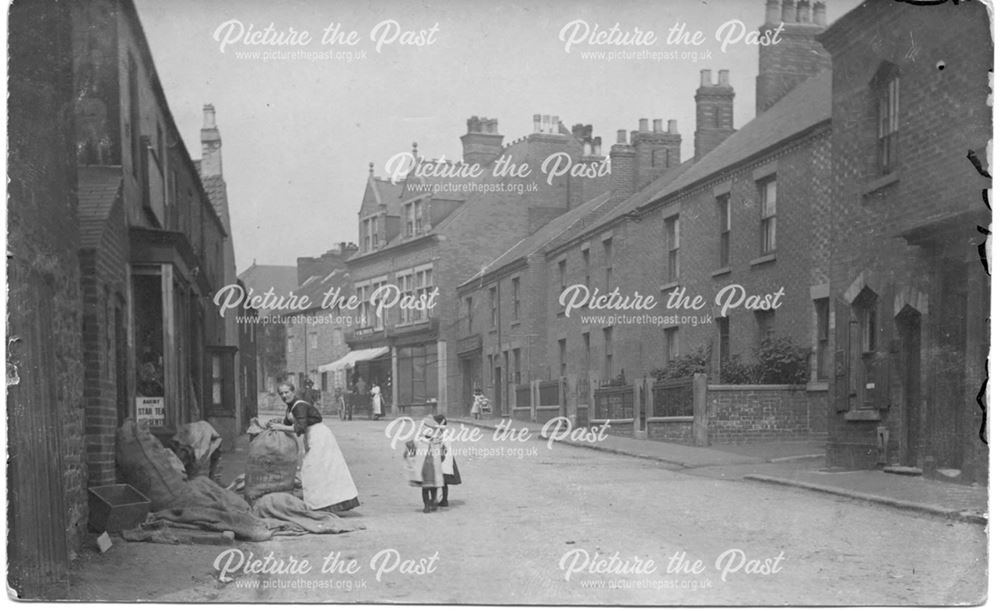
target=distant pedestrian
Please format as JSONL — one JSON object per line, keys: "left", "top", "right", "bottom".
{"left": 370, "top": 381, "right": 384, "bottom": 421}
{"left": 433, "top": 414, "right": 461, "bottom": 507}
{"left": 470, "top": 388, "right": 490, "bottom": 420}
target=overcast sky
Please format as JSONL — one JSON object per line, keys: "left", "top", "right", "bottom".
{"left": 134, "top": 0, "right": 859, "bottom": 273}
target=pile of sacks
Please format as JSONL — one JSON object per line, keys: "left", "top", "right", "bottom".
{"left": 115, "top": 419, "right": 361, "bottom": 540}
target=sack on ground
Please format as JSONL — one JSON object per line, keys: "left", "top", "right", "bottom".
{"left": 245, "top": 428, "right": 299, "bottom": 501}
{"left": 116, "top": 419, "right": 190, "bottom": 511}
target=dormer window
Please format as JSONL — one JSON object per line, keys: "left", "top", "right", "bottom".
{"left": 872, "top": 62, "right": 900, "bottom": 175}
{"left": 361, "top": 215, "right": 379, "bottom": 252}
{"left": 404, "top": 200, "right": 424, "bottom": 238}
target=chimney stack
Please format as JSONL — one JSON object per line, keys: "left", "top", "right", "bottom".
{"left": 609, "top": 128, "right": 636, "bottom": 205}
{"left": 694, "top": 70, "right": 736, "bottom": 160}
{"left": 200, "top": 103, "right": 222, "bottom": 177}
{"left": 756, "top": 0, "right": 830, "bottom": 115}
{"left": 461, "top": 116, "right": 504, "bottom": 166}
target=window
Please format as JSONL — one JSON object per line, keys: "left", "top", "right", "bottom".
{"left": 465, "top": 296, "right": 473, "bottom": 333}
{"left": 414, "top": 268, "right": 433, "bottom": 322}
{"left": 850, "top": 289, "right": 879, "bottom": 407}
{"left": 286, "top": 336, "right": 294, "bottom": 353}
{"left": 309, "top": 332, "right": 318, "bottom": 350}
{"left": 815, "top": 298, "right": 830, "bottom": 380}
{"left": 371, "top": 278, "right": 387, "bottom": 330}
{"left": 717, "top": 317, "right": 731, "bottom": 363}
{"left": 755, "top": 309, "right": 775, "bottom": 344}
{"left": 362, "top": 216, "right": 379, "bottom": 251}
{"left": 211, "top": 355, "right": 223, "bottom": 406}
{"left": 603, "top": 238, "right": 613, "bottom": 291}
{"left": 859, "top": 302, "right": 876, "bottom": 354}
{"left": 512, "top": 277, "right": 520, "bottom": 321}
{"left": 582, "top": 248, "right": 591, "bottom": 287}
{"left": 558, "top": 339, "right": 567, "bottom": 377}
{"left": 513, "top": 348, "right": 522, "bottom": 384}
{"left": 759, "top": 177, "right": 777, "bottom": 254}
{"left": 404, "top": 201, "right": 423, "bottom": 237}
{"left": 490, "top": 286, "right": 498, "bottom": 328}
{"left": 718, "top": 194, "right": 731, "bottom": 267}
{"left": 582, "top": 332, "right": 591, "bottom": 375}
{"left": 603, "top": 327, "right": 613, "bottom": 380}
{"left": 398, "top": 272, "right": 413, "bottom": 324}
{"left": 665, "top": 327, "right": 679, "bottom": 362}
{"left": 558, "top": 260, "right": 567, "bottom": 292}
{"left": 665, "top": 216, "right": 679, "bottom": 282}
{"left": 876, "top": 69, "right": 900, "bottom": 174}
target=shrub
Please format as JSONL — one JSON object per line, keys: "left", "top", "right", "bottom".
{"left": 720, "top": 356, "right": 759, "bottom": 384}
{"left": 754, "top": 336, "right": 810, "bottom": 384}
{"left": 651, "top": 346, "right": 709, "bottom": 381}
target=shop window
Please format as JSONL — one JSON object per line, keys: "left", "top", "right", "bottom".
{"left": 133, "top": 273, "right": 164, "bottom": 399}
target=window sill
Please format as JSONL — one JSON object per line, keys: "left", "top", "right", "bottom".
{"left": 711, "top": 266, "right": 732, "bottom": 278}
{"left": 660, "top": 281, "right": 680, "bottom": 292}
{"left": 510, "top": 320, "right": 521, "bottom": 328}
{"left": 862, "top": 171, "right": 899, "bottom": 196}
{"left": 843, "top": 408, "right": 880, "bottom": 421}
{"left": 750, "top": 253, "right": 776, "bottom": 267}
{"left": 806, "top": 381, "right": 829, "bottom": 392}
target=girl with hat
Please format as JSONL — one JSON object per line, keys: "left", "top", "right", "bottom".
{"left": 404, "top": 417, "right": 445, "bottom": 513}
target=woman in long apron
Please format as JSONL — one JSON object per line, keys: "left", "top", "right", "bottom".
{"left": 278, "top": 383, "right": 360, "bottom": 512}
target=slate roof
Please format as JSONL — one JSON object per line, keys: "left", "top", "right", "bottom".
{"left": 461, "top": 191, "right": 614, "bottom": 287}
{"left": 283, "top": 268, "right": 352, "bottom": 316}
{"left": 200, "top": 174, "right": 232, "bottom": 234}
{"left": 238, "top": 263, "right": 299, "bottom": 312}
{"left": 78, "top": 166, "right": 123, "bottom": 250}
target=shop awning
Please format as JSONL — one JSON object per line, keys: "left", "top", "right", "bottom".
{"left": 318, "top": 347, "right": 389, "bottom": 372}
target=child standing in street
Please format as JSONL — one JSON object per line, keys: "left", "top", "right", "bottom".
{"left": 470, "top": 388, "right": 491, "bottom": 420}
{"left": 433, "top": 414, "right": 461, "bottom": 507}
{"left": 404, "top": 417, "right": 445, "bottom": 513}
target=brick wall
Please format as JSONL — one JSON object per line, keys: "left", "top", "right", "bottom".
{"left": 707, "top": 385, "right": 811, "bottom": 443}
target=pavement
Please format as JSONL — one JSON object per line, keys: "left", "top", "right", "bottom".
{"left": 448, "top": 414, "right": 988, "bottom": 525}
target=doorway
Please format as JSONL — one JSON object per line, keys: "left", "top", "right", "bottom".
{"left": 896, "top": 307, "right": 922, "bottom": 466}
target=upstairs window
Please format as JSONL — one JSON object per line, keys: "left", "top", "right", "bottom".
{"left": 718, "top": 194, "right": 731, "bottom": 267}
{"left": 665, "top": 216, "right": 680, "bottom": 283}
{"left": 873, "top": 63, "right": 901, "bottom": 175}
{"left": 759, "top": 177, "right": 777, "bottom": 254}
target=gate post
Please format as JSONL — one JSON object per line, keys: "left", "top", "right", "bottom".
{"left": 693, "top": 373, "right": 709, "bottom": 446}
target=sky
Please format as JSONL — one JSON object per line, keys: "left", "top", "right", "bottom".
{"left": 133, "top": 0, "right": 860, "bottom": 273}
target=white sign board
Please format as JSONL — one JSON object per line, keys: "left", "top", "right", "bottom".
{"left": 135, "top": 397, "right": 165, "bottom": 428}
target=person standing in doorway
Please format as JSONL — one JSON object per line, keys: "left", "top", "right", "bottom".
{"left": 370, "top": 380, "right": 384, "bottom": 421}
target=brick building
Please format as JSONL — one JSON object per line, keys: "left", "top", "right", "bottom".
{"left": 68, "top": 0, "right": 238, "bottom": 476}
{"left": 8, "top": 0, "right": 85, "bottom": 596}
{"left": 819, "top": 0, "right": 991, "bottom": 482}
{"left": 347, "top": 115, "right": 608, "bottom": 416}
{"left": 281, "top": 243, "right": 357, "bottom": 411}
{"left": 541, "top": 1, "right": 832, "bottom": 404}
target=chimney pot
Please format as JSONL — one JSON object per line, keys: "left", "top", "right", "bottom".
{"left": 813, "top": 1, "right": 827, "bottom": 26}
{"left": 796, "top": 0, "right": 810, "bottom": 22}
{"left": 667, "top": 119, "right": 678, "bottom": 135}
{"left": 412, "top": 142, "right": 419, "bottom": 158}
{"left": 700, "top": 69, "right": 712, "bottom": 86}
{"left": 369, "top": 161, "right": 374, "bottom": 175}
{"left": 202, "top": 104, "right": 216, "bottom": 129}
{"left": 639, "top": 118, "right": 649, "bottom": 132}
{"left": 583, "top": 141, "right": 592, "bottom": 156}
{"left": 782, "top": 0, "right": 796, "bottom": 22}
{"left": 718, "top": 69, "right": 730, "bottom": 86}
{"left": 533, "top": 114, "right": 542, "bottom": 132}
{"left": 765, "top": 0, "right": 780, "bottom": 25}
{"left": 616, "top": 129, "right": 627, "bottom": 144}
{"left": 593, "top": 137, "right": 602, "bottom": 156}
{"left": 653, "top": 119, "right": 663, "bottom": 133}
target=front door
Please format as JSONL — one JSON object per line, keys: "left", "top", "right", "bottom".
{"left": 897, "top": 308, "right": 922, "bottom": 466}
